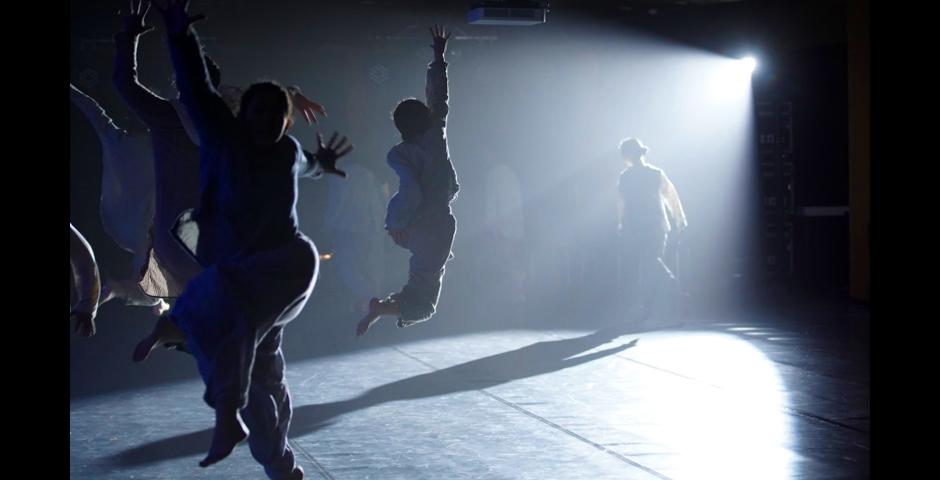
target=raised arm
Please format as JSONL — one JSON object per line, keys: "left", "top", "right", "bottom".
{"left": 69, "top": 83, "right": 122, "bottom": 145}
{"left": 426, "top": 25, "right": 450, "bottom": 123}
{"left": 112, "top": 0, "right": 178, "bottom": 127}
{"left": 156, "top": 0, "right": 234, "bottom": 140}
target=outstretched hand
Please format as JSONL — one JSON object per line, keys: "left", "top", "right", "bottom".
{"left": 122, "top": 0, "right": 155, "bottom": 36}
{"left": 430, "top": 24, "right": 450, "bottom": 58}
{"left": 152, "top": 0, "right": 205, "bottom": 36}
{"left": 315, "top": 132, "right": 353, "bottom": 178}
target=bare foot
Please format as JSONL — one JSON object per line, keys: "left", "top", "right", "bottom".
{"left": 132, "top": 315, "right": 185, "bottom": 362}
{"left": 356, "top": 298, "right": 383, "bottom": 336}
{"left": 199, "top": 409, "right": 248, "bottom": 468}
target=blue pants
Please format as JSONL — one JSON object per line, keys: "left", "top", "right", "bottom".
{"left": 390, "top": 212, "right": 456, "bottom": 327}
{"left": 172, "top": 235, "right": 317, "bottom": 479}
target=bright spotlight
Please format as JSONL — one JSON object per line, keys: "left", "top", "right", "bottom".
{"left": 740, "top": 56, "right": 757, "bottom": 74}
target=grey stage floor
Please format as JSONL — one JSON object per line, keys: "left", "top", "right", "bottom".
{"left": 70, "top": 311, "right": 869, "bottom": 479}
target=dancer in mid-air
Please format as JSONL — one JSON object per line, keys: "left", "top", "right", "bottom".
{"left": 357, "top": 25, "right": 459, "bottom": 336}
{"left": 113, "top": 0, "right": 329, "bottom": 360}
{"left": 147, "top": 1, "right": 352, "bottom": 477}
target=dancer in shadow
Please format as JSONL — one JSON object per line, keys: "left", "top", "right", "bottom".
{"left": 114, "top": 0, "right": 330, "bottom": 361}
{"left": 138, "top": 1, "right": 351, "bottom": 478}
{"left": 617, "top": 138, "right": 688, "bottom": 321}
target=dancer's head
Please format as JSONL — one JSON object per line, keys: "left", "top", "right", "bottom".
{"left": 619, "top": 137, "right": 649, "bottom": 167}
{"left": 392, "top": 98, "right": 430, "bottom": 142}
{"left": 238, "top": 81, "right": 294, "bottom": 148}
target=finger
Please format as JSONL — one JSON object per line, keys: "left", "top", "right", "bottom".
{"left": 337, "top": 145, "right": 354, "bottom": 158}
{"left": 334, "top": 136, "right": 348, "bottom": 151}
{"left": 143, "top": 1, "right": 152, "bottom": 17}
{"left": 327, "top": 131, "right": 338, "bottom": 149}
{"left": 333, "top": 168, "right": 347, "bottom": 178}
{"left": 316, "top": 132, "right": 323, "bottom": 148}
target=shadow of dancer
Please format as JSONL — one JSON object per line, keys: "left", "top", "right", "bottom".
{"left": 110, "top": 326, "right": 637, "bottom": 466}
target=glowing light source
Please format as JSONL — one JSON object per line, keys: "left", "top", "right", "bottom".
{"left": 740, "top": 56, "right": 757, "bottom": 74}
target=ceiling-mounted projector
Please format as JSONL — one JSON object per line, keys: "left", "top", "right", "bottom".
{"left": 468, "top": 1, "right": 548, "bottom": 26}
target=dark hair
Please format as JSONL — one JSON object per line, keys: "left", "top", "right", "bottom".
{"left": 238, "top": 81, "right": 293, "bottom": 118}
{"left": 392, "top": 98, "right": 430, "bottom": 141}
{"left": 203, "top": 55, "right": 222, "bottom": 88}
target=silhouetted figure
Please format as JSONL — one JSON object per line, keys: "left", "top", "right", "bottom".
{"left": 136, "top": 2, "right": 352, "bottom": 478}
{"left": 115, "top": 0, "right": 330, "bottom": 359}
{"left": 113, "top": 1, "right": 327, "bottom": 300}
{"left": 70, "top": 223, "right": 102, "bottom": 336}
{"left": 616, "top": 138, "right": 687, "bottom": 320}
{"left": 358, "top": 25, "right": 459, "bottom": 335}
